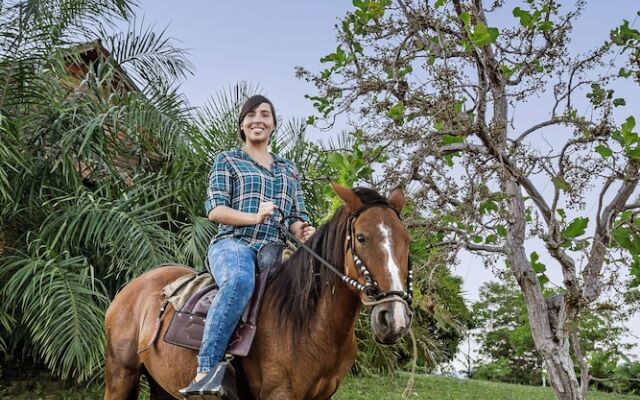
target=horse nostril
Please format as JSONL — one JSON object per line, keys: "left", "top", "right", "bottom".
{"left": 377, "top": 309, "right": 389, "bottom": 327}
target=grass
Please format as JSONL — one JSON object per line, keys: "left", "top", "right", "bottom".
{"left": 1, "top": 371, "right": 639, "bottom": 399}
{"left": 334, "top": 373, "right": 640, "bottom": 400}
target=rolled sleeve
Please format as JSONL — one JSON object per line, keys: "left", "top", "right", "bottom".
{"left": 204, "top": 153, "right": 232, "bottom": 217}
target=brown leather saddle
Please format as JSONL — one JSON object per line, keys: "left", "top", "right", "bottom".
{"left": 163, "top": 243, "right": 288, "bottom": 357}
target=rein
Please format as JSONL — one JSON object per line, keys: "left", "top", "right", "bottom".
{"left": 273, "top": 204, "right": 413, "bottom": 306}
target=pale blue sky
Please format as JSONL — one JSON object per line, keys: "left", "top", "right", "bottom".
{"left": 130, "top": 1, "right": 353, "bottom": 125}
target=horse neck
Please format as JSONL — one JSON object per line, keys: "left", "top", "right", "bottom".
{"left": 263, "top": 209, "right": 363, "bottom": 346}
{"left": 315, "top": 276, "right": 362, "bottom": 340}
{"left": 302, "top": 216, "right": 362, "bottom": 343}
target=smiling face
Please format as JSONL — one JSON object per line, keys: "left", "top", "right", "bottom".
{"left": 241, "top": 102, "right": 275, "bottom": 145}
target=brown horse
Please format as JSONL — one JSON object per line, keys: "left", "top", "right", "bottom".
{"left": 104, "top": 183, "right": 412, "bottom": 400}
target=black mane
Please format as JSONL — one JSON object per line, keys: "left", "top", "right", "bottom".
{"left": 267, "top": 187, "right": 389, "bottom": 334}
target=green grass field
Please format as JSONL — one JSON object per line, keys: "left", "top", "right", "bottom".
{"left": 334, "top": 373, "right": 639, "bottom": 399}
{"left": 1, "top": 372, "right": 638, "bottom": 399}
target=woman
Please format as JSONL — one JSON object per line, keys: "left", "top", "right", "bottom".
{"left": 180, "top": 95, "right": 315, "bottom": 397}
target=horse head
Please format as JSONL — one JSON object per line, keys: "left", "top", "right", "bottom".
{"left": 332, "top": 182, "right": 412, "bottom": 345}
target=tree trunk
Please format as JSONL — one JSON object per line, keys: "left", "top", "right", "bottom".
{"left": 503, "top": 177, "right": 584, "bottom": 400}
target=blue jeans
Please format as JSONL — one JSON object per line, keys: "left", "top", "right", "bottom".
{"left": 197, "top": 239, "right": 256, "bottom": 372}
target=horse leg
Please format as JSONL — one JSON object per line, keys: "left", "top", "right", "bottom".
{"left": 146, "top": 372, "right": 175, "bottom": 400}
{"left": 103, "top": 346, "right": 141, "bottom": 400}
{"left": 104, "top": 305, "right": 142, "bottom": 399}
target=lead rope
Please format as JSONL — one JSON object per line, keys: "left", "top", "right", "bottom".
{"left": 361, "top": 296, "right": 417, "bottom": 400}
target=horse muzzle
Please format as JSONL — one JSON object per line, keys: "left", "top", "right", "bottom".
{"left": 370, "top": 300, "right": 412, "bottom": 344}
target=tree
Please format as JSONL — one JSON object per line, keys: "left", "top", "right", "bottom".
{"left": 472, "top": 279, "right": 542, "bottom": 385}
{"left": 472, "top": 278, "right": 634, "bottom": 387}
{"left": 300, "top": 1, "right": 640, "bottom": 399}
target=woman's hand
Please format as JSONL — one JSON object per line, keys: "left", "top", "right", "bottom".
{"left": 291, "top": 221, "right": 316, "bottom": 242}
{"left": 254, "top": 201, "right": 276, "bottom": 224}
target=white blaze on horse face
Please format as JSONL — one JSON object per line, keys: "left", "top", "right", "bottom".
{"left": 378, "top": 223, "right": 410, "bottom": 329}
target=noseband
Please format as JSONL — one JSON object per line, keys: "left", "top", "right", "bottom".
{"left": 274, "top": 203, "right": 413, "bottom": 307}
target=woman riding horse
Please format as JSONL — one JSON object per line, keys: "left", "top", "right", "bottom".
{"left": 104, "top": 182, "right": 412, "bottom": 399}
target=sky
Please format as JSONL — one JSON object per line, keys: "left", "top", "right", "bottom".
{"left": 127, "top": 1, "right": 354, "bottom": 128}
{"left": 128, "top": 0, "right": 640, "bottom": 363}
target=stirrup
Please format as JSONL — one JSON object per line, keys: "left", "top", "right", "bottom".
{"left": 179, "top": 361, "right": 238, "bottom": 400}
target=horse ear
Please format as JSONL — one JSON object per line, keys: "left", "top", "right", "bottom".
{"left": 331, "top": 181, "right": 363, "bottom": 213}
{"left": 387, "top": 186, "right": 405, "bottom": 213}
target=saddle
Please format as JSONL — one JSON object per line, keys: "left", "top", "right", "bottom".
{"left": 163, "top": 243, "right": 290, "bottom": 356}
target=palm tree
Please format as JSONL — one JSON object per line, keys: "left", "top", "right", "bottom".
{"left": 0, "top": 0, "right": 195, "bottom": 382}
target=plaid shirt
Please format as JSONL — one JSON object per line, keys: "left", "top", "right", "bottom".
{"left": 204, "top": 148, "right": 309, "bottom": 251}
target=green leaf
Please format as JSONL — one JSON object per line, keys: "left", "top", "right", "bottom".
{"left": 470, "top": 23, "right": 500, "bottom": 46}
{"left": 435, "top": 0, "right": 446, "bottom": 8}
{"left": 621, "top": 116, "right": 636, "bottom": 136}
{"left": 525, "top": 208, "right": 533, "bottom": 222}
{"left": 551, "top": 176, "right": 571, "bottom": 191}
{"left": 441, "top": 134, "right": 464, "bottom": 145}
{"left": 562, "top": 217, "right": 589, "bottom": 239}
{"left": 613, "top": 98, "right": 626, "bottom": 107}
{"left": 594, "top": 145, "right": 613, "bottom": 159}
{"left": 496, "top": 225, "right": 507, "bottom": 237}
{"left": 530, "top": 252, "right": 548, "bottom": 287}
{"left": 443, "top": 153, "right": 455, "bottom": 167}
{"left": 485, "top": 234, "right": 497, "bottom": 244}
{"left": 630, "top": 255, "right": 640, "bottom": 288}
{"left": 513, "top": 7, "right": 533, "bottom": 27}
{"left": 539, "top": 21, "right": 554, "bottom": 32}
{"left": 619, "top": 68, "right": 632, "bottom": 78}
{"left": 460, "top": 12, "right": 471, "bottom": 27}
{"left": 387, "top": 101, "right": 405, "bottom": 124}
{"left": 611, "top": 227, "right": 632, "bottom": 250}
{"left": 627, "top": 146, "right": 640, "bottom": 159}
{"left": 479, "top": 201, "right": 498, "bottom": 215}
{"left": 499, "top": 64, "right": 518, "bottom": 79}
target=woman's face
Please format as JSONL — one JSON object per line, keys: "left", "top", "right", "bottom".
{"left": 241, "top": 102, "right": 275, "bottom": 144}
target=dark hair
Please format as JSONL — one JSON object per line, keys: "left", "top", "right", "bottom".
{"left": 238, "top": 95, "right": 277, "bottom": 142}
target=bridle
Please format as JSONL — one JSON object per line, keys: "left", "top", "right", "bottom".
{"left": 274, "top": 203, "right": 413, "bottom": 307}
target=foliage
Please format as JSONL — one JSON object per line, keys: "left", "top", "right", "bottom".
{"left": 0, "top": 0, "right": 199, "bottom": 382}
{"left": 471, "top": 280, "right": 542, "bottom": 385}
{"left": 301, "top": 1, "right": 640, "bottom": 398}
{"left": 471, "top": 278, "right": 635, "bottom": 390}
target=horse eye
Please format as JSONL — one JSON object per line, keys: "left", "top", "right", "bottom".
{"left": 356, "top": 233, "right": 366, "bottom": 243}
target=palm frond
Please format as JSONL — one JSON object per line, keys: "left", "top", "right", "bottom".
{"left": 0, "top": 242, "right": 108, "bottom": 382}
{"left": 100, "top": 18, "right": 193, "bottom": 89}
{"left": 0, "top": 307, "right": 15, "bottom": 353}
{"left": 40, "top": 184, "right": 174, "bottom": 279}
{"left": 0, "top": 118, "right": 30, "bottom": 209}
{"left": 175, "top": 216, "right": 216, "bottom": 270}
